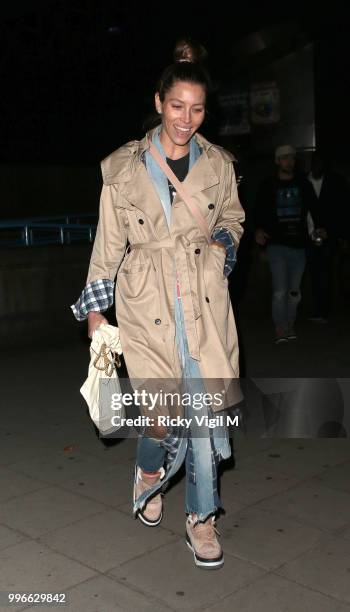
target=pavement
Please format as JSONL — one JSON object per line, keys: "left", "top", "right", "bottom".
{"left": 1, "top": 312, "right": 350, "bottom": 612}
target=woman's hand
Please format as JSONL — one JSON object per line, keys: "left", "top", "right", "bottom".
{"left": 210, "top": 240, "right": 226, "bottom": 251}
{"left": 87, "top": 311, "right": 108, "bottom": 339}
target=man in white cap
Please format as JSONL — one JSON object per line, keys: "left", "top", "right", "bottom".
{"left": 254, "top": 145, "right": 326, "bottom": 344}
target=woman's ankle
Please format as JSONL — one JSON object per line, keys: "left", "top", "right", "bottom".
{"left": 140, "top": 469, "right": 162, "bottom": 484}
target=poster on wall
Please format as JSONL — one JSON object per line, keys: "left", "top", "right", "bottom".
{"left": 250, "top": 82, "right": 280, "bottom": 125}
{"left": 217, "top": 91, "right": 250, "bottom": 136}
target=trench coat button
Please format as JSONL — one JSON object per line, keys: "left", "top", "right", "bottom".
{"left": 155, "top": 318, "right": 161, "bottom": 325}
{"left": 138, "top": 218, "right": 144, "bottom": 224}
{"left": 205, "top": 297, "right": 210, "bottom": 303}
{"left": 208, "top": 203, "right": 215, "bottom": 210}
{"left": 195, "top": 248, "right": 201, "bottom": 254}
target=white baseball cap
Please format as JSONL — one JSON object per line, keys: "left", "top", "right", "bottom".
{"left": 275, "top": 145, "right": 296, "bottom": 162}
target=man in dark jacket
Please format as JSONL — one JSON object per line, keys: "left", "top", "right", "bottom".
{"left": 307, "top": 151, "right": 350, "bottom": 322}
{"left": 255, "top": 145, "right": 325, "bottom": 344}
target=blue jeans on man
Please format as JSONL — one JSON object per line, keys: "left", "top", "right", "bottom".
{"left": 266, "top": 244, "right": 306, "bottom": 338}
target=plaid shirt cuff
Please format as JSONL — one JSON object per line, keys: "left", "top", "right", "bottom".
{"left": 71, "top": 279, "right": 114, "bottom": 321}
{"left": 211, "top": 227, "right": 237, "bottom": 277}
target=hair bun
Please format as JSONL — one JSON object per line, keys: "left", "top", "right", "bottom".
{"left": 173, "top": 38, "right": 208, "bottom": 64}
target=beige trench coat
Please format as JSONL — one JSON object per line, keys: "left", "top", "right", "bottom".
{"left": 86, "top": 128, "right": 245, "bottom": 412}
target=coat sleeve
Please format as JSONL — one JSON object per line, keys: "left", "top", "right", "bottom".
{"left": 86, "top": 182, "right": 127, "bottom": 285}
{"left": 212, "top": 160, "right": 245, "bottom": 250}
{"left": 303, "top": 178, "right": 324, "bottom": 228}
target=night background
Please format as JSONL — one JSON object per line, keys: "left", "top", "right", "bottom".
{"left": 1, "top": 2, "right": 350, "bottom": 166}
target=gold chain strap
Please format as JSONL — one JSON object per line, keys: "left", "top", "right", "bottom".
{"left": 92, "top": 343, "right": 121, "bottom": 377}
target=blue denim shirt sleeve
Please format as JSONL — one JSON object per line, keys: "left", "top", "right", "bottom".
{"left": 70, "top": 278, "right": 114, "bottom": 321}
{"left": 211, "top": 227, "right": 237, "bottom": 277}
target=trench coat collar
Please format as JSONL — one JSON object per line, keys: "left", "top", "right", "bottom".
{"left": 140, "top": 128, "right": 220, "bottom": 196}
{"left": 103, "top": 128, "right": 221, "bottom": 193}
{"left": 101, "top": 128, "right": 226, "bottom": 237}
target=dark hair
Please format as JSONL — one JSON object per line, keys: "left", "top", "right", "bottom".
{"left": 143, "top": 38, "right": 211, "bottom": 131}
{"left": 311, "top": 150, "right": 329, "bottom": 174}
{"left": 157, "top": 38, "right": 211, "bottom": 101}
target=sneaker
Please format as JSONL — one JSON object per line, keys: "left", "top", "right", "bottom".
{"left": 133, "top": 466, "right": 165, "bottom": 527}
{"left": 274, "top": 327, "right": 289, "bottom": 344}
{"left": 186, "top": 514, "right": 224, "bottom": 569}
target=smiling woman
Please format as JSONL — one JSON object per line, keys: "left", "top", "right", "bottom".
{"left": 155, "top": 82, "right": 206, "bottom": 156}
{"left": 71, "top": 38, "right": 245, "bottom": 570}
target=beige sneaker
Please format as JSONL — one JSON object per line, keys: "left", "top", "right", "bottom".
{"left": 186, "top": 513, "right": 224, "bottom": 569}
{"left": 133, "top": 466, "right": 165, "bottom": 527}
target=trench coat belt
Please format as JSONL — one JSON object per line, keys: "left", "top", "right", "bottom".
{"left": 130, "top": 235, "right": 208, "bottom": 361}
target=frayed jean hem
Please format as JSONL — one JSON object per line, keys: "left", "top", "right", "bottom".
{"left": 185, "top": 506, "right": 222, "bottom": 521}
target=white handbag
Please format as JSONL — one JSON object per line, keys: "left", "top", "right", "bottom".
{"left": 80, "top": 323, "right": 125, "bottom": 435}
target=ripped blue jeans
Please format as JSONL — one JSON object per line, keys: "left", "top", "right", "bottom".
{"left": 266, "top": 244, "right": 306, "bottom": 329}
{"left": 136, "top": 294, "right": 231, "bottom": 520}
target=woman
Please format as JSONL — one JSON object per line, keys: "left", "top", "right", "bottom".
{"left": 72, "top": 40, "right": 245, "bottom": 570}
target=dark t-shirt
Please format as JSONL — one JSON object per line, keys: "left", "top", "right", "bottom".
{"left": 166, "top": 153, "right": 190, "bottom": 203}
{"left": 255, "top": 175, "right": 321, "bottom": 248}
{"left": 275, "top": 178, "right": 303, "bottom": 244}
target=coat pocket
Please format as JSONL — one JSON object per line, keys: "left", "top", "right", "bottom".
{"left": 203, "top": 244, "right": 227, "bottom": 290}
{"left": 208, "top": 243, "right": 227, "bottom": 281}
{"left": 203, "top": 246, "right": 230, "bottom": 345}
{"left": 116, "top": 260, "right": 162, "bottom": 331}
{"left": 117, "top": 262, "right": 149, "bottom": 299}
